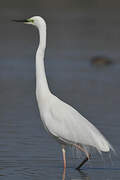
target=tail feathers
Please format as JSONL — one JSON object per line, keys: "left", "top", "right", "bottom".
{"left": 91, "top": 129, "right": 115, "bottom": 153}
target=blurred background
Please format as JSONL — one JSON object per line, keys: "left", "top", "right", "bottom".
{"left": 0, "top": 1, "right": 120, "bottom": 180}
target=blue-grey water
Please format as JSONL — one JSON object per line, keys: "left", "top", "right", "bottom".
{"left": 0, "top": 5, "right": 120, "bottom": 180}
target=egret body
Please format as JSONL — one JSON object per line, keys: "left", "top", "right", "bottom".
{"left": 14, "top": 16, "right": 113, "bottom": 170}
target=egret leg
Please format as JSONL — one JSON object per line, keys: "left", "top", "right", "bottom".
{"left": 62, "top": 146, "right": 66, "bottom": 169}
{"left": 73, "top": 144, "right": 90, "bottom": 170}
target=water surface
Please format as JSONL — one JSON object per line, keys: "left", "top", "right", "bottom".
{"left": 0, "top": 6, "right": 120, "bottom": 180}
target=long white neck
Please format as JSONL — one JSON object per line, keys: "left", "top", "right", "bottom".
{"left": 36, "top": 21, "right": 50, "bottom": 101}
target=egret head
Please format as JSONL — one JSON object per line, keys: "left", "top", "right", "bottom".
{"left": 13, "top": 16, "right": 46, "bottom": 29}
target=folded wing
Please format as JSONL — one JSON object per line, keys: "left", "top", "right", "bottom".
{"left": 43, "top": 95, "right": 112, "bottom": 152}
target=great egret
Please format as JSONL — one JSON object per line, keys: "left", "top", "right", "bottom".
{"left": 13, "top": 16, "right": 113, "bottom": 170}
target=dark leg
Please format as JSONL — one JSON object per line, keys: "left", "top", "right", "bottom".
{"left": 73, "top": 144, "right": 91, "bottom": 170}
{"left": 76, "top": 156, "right": 89, "bottom": 170}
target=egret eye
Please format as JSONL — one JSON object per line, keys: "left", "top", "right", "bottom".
{"left": 28, "top": 18, "right": 34, "bottom": 23}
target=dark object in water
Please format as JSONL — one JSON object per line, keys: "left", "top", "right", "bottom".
{"left": 91, "top": 56, "right": 113, "bottom": 66}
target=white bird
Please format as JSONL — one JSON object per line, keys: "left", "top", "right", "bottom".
{"left": 13, "top": 16, "right": 113, "bottom": 170}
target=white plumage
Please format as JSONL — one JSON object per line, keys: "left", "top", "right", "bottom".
{"left": 15, "top": 16, "right": 113, "bottom": 169}
{"left": 37, "top": 93, "right": 111, "bottom": 152}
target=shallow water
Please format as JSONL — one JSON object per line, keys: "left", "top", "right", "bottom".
{"left": 0, "top": 5, "right": 120, "bottom": 180}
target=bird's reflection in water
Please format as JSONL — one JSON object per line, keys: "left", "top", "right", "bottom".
{"left": 62, "top": 168, "right": 66, "bottom": 180}
{"left": 62, "top": 168, "right": 90, "bottom": 180}
{"left": 77, "top": 170, "right": 90, "bottom": 180}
